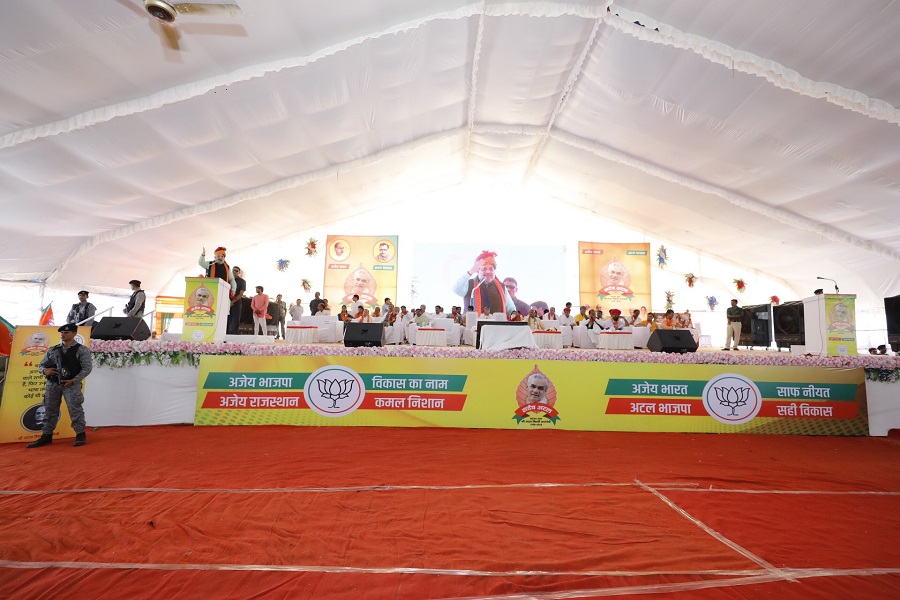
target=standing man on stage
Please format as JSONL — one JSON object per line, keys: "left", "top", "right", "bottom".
{"left": 273, "top": 294, "right": 288, "bottom": 340}
{"left": 124, "top": 280, "right": 146, "bottom": 318}
{"left": 198, "top": 246, "right": 236, "bottom": 290}
{"left": 227, "top": 266, "right": 246, "bottom": 335}
{"left": 724, "top": 298, "right": 742, "bottom": 351}
{"left": 289, "top": 298, "right": 304, "bottom": 321}
{"left": 453, "top": 250, "right": 516, "bottom": 315}
{"left": 26, "top": 324, "right": 93, "bottom": 448}
{"left": 67, "top": 291, "right": 96, "bottom": 326}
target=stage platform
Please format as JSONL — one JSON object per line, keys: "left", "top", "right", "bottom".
{"left": 81, "top": 339, "right": 900, "bottom": 436}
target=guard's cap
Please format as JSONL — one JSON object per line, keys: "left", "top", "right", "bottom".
{"left": 58, "top": 323, "right": 78, "bottom": 332}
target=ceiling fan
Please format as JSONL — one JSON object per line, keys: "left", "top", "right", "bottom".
{"left": 143, "top": 0, "right": 243, "bottom": 24}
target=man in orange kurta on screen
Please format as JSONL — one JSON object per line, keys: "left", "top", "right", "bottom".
{"left": 453, "top": 250, "right": 515, "bottom": 315}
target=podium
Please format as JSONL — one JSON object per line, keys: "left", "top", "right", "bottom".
{"left": 181, "top": 277, "right": 231, "bottom": 343}
{"left": 802, "top": 294, "right": 857, "bottom": 356}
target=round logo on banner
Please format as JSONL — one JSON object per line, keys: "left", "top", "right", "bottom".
{"left": 192, "top": 329, "right": 205, "bottom": 341}
{"left": 702, "top": 373, "right": 762, "bottom": 425}
{"left": 303, "top": 365, "right": 366, "bottom": 417}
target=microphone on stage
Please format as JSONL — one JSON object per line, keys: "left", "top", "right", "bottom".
{"left": 816, "top": 276, "right": 839, "bottom": 294}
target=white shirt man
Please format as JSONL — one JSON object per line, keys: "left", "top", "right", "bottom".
{"left": 558, "top": 308, "right": 576, "bottom": 327}
{"left": 348, "top": 295, "right": 363, "bottom": 318}
{"left": 289, "top": 300, "right": 304, "bottom": 321}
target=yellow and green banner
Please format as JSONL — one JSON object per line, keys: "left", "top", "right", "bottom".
{"left": 182, "top": 276, "right": 223, "bottom": 342}
{"left": 195, "top": 356, "right": 868, "bottom": 435}
{"left": 825, "top": 294, "right": 857, "bottom": 356}
{"left": 578, "top": 242, "right": 651, "bottom": 313}
{"left": 0, "top": 325, "right": 92, "bottom": 444}
{"left": 324, "top": 235, "right": 398, "bottom": 309}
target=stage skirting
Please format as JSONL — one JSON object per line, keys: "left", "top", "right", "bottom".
{"left": 83, "top": 355, "right": 900, "bottom": 436}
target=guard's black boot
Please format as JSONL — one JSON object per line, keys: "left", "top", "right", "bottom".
{"left": 73, "top": 432, "right": 87, "bottom": 447}
{"left": 26, "top": 434, "right": 53, "bottom": 448}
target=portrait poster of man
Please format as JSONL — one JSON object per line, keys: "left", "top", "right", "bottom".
{"left": 324, "top": 235, "right": 398, "bottom": 307}
{"left": 412, "top": 242, "right": 565, "bottom": 314}
{"left": 578, "top": 242, "right": 651, "bottom": 313}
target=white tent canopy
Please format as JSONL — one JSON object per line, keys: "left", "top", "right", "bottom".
{"left": 1, "top": 1, "right": 898, "bottom": 317}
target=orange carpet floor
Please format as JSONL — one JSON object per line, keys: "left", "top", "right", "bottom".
{"left": 1, "top": 426, "right": 898, "bottom": 599}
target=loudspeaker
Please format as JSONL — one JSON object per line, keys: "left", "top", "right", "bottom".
{"left": 344, "top": 322, "right": 384, "bottom": 347}
{"left": 773, "top": 301, "right": 805, "bottom": 349}
{"left": 647, "top": 329, "right": 697, "bottom": 353}
{"left": 885, "top": 295, "right": 900, "bottom": 335}
{"left": 92, "top": 317, "right": 151, "bottom": 341}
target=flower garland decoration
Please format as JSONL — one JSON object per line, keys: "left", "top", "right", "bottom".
{"left": 665, "top": 291, "right": 675, "bottom": 310}
{"left": 305, "top": 238, "right": 318, "bottom": 257}
{"left": 276, "top": 258, "right": 290, "bottom": 272}
{"left": 770, "top": 295, "right": 780, "bottom": 305}
{"left": 706, "top": 295, "right": 719, "bottom": 311}
{"left": 733, "top": 278, "right": 746, "bottom": 293}
{"left": 301, "top": 278, "right": 312, "bottom": 293}
{"left": 684, "top": 273, "right": 696, "bottom": 288}
{"left": 87, "top": 339, "right": 900, "bottom": 374}
{"left": 656, "top": 245, "right": 668, "bottom": 269}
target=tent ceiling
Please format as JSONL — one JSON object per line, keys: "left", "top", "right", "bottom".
{"left": 1, "top": 0, "right": 898, "bottom": 305}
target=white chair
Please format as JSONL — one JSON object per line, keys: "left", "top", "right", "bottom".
{"left": 431, "top": 318, "right": 461, "bottom": 346}
{"left": 407, "top": 323, "right": 418, "bottom": 345}
{"left": 384, "top": 323, "right": 404, "bottom": 345}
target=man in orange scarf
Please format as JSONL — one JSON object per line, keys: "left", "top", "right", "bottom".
{"left": 198, "top": 246, "right": 236, "bottom": 290}
{"left": 453, "top": 250, "right": 515, "bottom": 315}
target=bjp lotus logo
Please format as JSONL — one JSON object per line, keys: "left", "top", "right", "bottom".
{"left": 702, "top": 373, "right": 762, "bottom": 425}
{"left": 304, "top": 366, "right": 365, "bottom": 417}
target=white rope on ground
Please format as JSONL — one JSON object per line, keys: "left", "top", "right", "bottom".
{"left": 634, "top": 479, "right": 790, "bottom": 580}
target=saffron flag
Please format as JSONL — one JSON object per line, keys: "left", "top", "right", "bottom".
{"left": 39, "top": 304, "right": 54, "bottom": 326}
{"left": 0, "top": 315, "right": 13, "bottom": 357}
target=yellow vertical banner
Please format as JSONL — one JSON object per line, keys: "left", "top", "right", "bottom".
{"left": 0, "top": 325, "right": 91, "bottom": 444}
{"left": 182, "top": 277, "right": 219, "bottom": 342}
{"left": 578, "top": 242, "right": 651, "bottom": 312}
{"left": 825, "top": 294, "right": 857, "bottom": 356}
{"left": 324, "top": 235, "right": 398, "bottom": 309}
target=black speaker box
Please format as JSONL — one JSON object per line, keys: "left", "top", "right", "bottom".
{"left": 885, "top": 295, "right": 900, "bottom": 335}
{"left": 92, "top": 317, "right": 151, "bottom": 341}
{"left": 773, "top": 301, "right": 805, "bottom": 349}
{"left": 344, "top": 322, "right": 384, "bottom": 347}
{"left": 647, "top": 329, "right": 697, "bottom": 353}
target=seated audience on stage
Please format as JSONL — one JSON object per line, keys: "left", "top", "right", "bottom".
{"left": 527, "top": 309, "right": 545, "bottom": 330}
{"left": 414, "top": 308, "right": 430, "bottom": 327}
{"left": 603, "top": 308, "right": 627, "bottom": 330}
{"left": 372, "top": 306, "right": 381, "bottom": 318}
{"left": 646, "top": 312, "right": 658, "bottom": 332}
{"left": 382, "top": 298, "right": 393, "bottom": 314}
{"left": 384, "top": 307, "right": 398, "bottom": 326}
{"left": 584, "top": 309, "right": 600, "bottom": 329}
{"left": 339, "top": 306, "right": 351, "bottom": 322}
{"left": 507, "top": 310, "right": 523, "bottom": 322}
{"left": 544, "top": 307, "right": 557, "bottom": 321}
{"left": 659, "top": 309, "right": 677, "bottom": 330}
{"left": 680, "top": 309, "right": 693, "bottom": 328}
{"left": 354, "top": 305, "right": 365, "bottom": 321}
{"left": 628, "top": 308, "right": 643, "bottom": 326}
{"left": 317, "top": 302, "right": 331, "bottom": 316}
{"left": 433, "top": 305, "right": 448, "bottom": 319}
{"left": 357, "top": 309, "right": 371, "bottom": 323}
{"left": 575, "top": 305, "right": 588, "bottom": 324}
{"left": 596, "top": 307, "right": 604, "bottom": 321}
{"left": 398, "top": 306, "right": 410, "bottom": 323}
{"left": 877, "top": 345, "right": 889, "bottom": 355}
{"left": 558, "top": 307, "right": 576, "bottom": 326}
{"left": 451, "top": 306, "right": 464, "bottom": 324}
{"left": 869, "top": 347, "right": 879, "bottom": 355}
{"left": 481, "top": 306, "right": 493, "bottom": 318}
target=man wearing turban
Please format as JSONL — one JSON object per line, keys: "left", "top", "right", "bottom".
{"left": 602, "top": 308, "right": 627, "bottom": 330}
{"left": 452, "top": 250, "right": 515, "bottom": 315}
{"left": 198, "top": 246, "right": 236, "bottom": 290}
